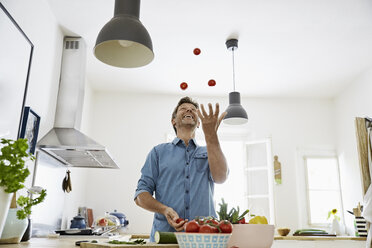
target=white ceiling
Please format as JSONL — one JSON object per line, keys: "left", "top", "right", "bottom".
{"left": 48, "top": 0, "right": 372, "bottom": 98}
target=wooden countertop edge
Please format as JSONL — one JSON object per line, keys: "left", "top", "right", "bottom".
{"left": 274, "top": 235, "right": 366, "bottom": 241}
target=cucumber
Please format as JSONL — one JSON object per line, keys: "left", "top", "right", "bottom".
{"left": 293, "top": 229, "right": 327, "bottom": 235}
{"left": 155, "top": 231, "right": 178, "bottom": 244}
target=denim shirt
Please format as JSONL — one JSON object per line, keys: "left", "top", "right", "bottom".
{"left": 134, "top": 137, "right": 216, "bottom": 242}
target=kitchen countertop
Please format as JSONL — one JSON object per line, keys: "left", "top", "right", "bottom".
{"left": 274, "top": 235, "right": 366, "bottom": 241}
{"left": 0, "top": 235, "right": 366, "bottom": 248}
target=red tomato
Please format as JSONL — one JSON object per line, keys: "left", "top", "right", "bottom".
{"left": 195, "top": 217, "right": 204, "bottom": 225}
{"left": 218, "top": 220, "right": 233, "bottom": 233}
{"left": 208, "top": 80, "right": 216, "bottom": 87}
{"left": 238, "top": 217, "right": 245, "bottom": 224}
{"left": 205, "top": 219, "right": 219, "bottom": 225}
{"left": 185, "top": 220, "right": 200, "bottom": 232}
{"left": 199, "top": 224, "right": 218, "bottom": 233}
{"left": 193, "top": 48, "right": 201, "bottom": 55}
{"left": 180, "top": 82, "right": 188, "bottom": 90}
{"left": 98, "top": 218, "right": 108, "bottom": 226}
{"left": 176, "top": 218, "right": 184, "bottom": 224}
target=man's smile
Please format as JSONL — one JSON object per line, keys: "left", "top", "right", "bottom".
{"left": 183, "top": 114, "right": 194, "bottom": 120}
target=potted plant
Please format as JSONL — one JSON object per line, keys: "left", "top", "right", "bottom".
{"left": 0, "top": 186, "right": 46, "bottom": 243}
{"left": 0, "top": 138, "right": 46, "bottom": 242}
{"left": 328, "top": 208, "right": 343, "bottom": 235}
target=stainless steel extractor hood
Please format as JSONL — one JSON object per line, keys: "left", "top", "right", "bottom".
{"left": 37, "top": 37, "right": 119, "bottom": 169}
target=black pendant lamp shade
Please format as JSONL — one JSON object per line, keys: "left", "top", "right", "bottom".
{"left": 224, "top": 92, "right": 248, "bottom": 125}
{"left": 94, "top": 0, "right": 154, "bottom": 68}
{"left": 223, "top": 39, "right": 248, "bottom": 125}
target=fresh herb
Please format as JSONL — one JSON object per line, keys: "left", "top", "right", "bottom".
{"left": 108, "top": 239, "right": 146, "bottom": 245}
{"left": 217, "top": 198, "right": 249, "bottom": 224}
{"left": 16, "top": 189, "right": 47, "bottom": 219}
{"left": 0, "top": 138, "right": 34, "bottom": 193}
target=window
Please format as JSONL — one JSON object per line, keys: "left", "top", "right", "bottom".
{"left": 304, "top": 156, "right": 343, "bottom": 226}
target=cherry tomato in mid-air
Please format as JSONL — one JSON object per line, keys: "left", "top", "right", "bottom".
{"left": 180, "top": 82, "right": 188, "bottom": 90}
{"left": 193, "top": 48, "right": 201, "bottom": 55}
{"left": 208, "top": 79, "right": 216, "bottom": 87}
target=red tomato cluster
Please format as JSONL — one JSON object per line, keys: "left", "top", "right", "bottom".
{"left": 184, "top": 218, "right": 232, "bottom": 233}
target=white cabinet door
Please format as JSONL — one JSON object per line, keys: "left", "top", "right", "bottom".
{"left": 245, "top": 138, "right": 275, "bottom": 224}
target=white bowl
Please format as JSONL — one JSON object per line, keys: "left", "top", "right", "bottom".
{"left": 227, "top": 224, "right": 275, "bottom": 248}
{"left": 175, "top": 232, "right": 231, "bottom": 248}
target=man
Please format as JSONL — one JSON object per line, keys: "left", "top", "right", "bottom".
{"left": 134, "top": 97, "right": 228, "bottom": 241}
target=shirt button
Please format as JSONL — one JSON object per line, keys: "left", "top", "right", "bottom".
{"left": 186, "top": 162, "right": 189, "bottom": 165}
{"left": 186, "top": 190, "right": 189, "bottom": 193}
{"left": 186, "top": 176, "right": 189, "bottom": 179}
{"left": 186, "top": 206, "right": 189, "bottom": 210}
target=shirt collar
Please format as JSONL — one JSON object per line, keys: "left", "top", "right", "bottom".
{"left": 172, "top": 137, "right": 198, "bottom": 147}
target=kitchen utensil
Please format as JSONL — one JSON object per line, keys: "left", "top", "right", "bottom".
{"left": 109, "top": 210, "right": 129, "bottom": 227}
{"left": 92, "top": 212, "right": 120, "bottom": 236}
{"left": 62, "top": 170, "right": 72, "bottom": 193}
{"left": 70, "top": 214, "right": 86, "bottom": 229}
{"left": 55, "top": 228, "right": 93, "bottom": 235}
{"left": 277, "top": 227, "right": 290, "bottom": 236}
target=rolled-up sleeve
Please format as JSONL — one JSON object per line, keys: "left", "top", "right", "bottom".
{"left": 134, "top": 147, "right": 159, "bottom": 200}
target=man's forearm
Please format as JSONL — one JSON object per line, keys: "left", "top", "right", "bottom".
{"left": 205, "top": 133, "right": 228, "bottom": 184}
{"left": 135, "top": 191, "right": 168, "bottom": 215}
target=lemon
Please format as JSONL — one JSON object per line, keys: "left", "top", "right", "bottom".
{"left": 249, "top": 216, "right": 268, "bottom": 224}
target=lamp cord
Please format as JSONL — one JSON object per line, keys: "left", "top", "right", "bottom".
{"left": 232, "top": 47, "right": 236, "bottom": 92}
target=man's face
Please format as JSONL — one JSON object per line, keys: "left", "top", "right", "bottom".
{"left": 172, "top": 103, "right": 199, "bottom": 131}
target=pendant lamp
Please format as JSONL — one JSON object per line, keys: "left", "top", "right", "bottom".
{"left": 94, "top": 0, "right": 154, "bottom": 68}
{"left": 223, "top": 39, "right": 248, "bottom": 125}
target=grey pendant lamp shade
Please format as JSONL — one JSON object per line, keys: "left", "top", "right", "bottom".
{"left": 223, "top": 39, "right": 248, "bottom": 125}
{"left": 94, "top": 0, "right": 154, "bottom": 68}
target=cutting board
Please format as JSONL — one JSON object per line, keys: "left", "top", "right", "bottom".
{"left": 81, "top": 242, "right": 179, "bottom": 248}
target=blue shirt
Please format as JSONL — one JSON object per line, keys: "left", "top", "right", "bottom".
{"left": 134, "top": 137, "right": 217, "bottom": 242}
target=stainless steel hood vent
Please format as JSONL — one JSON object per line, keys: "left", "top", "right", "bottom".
{"left": 37, "top": 37, "right": 119, "bottom": 169}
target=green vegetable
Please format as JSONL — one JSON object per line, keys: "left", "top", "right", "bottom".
{"left": 155, "top": 231, "right": 178, "bottom": 244}
{"left": 217, "top": 198, "right": 249, "bottom": 224}
{"left": 293, "top": 229, "right": 327, "bottom": 235}
{"left": 16, "top": 189, "right": 47, "bottom": 219}
{"left": 0, "top": 138, "right": 33, "bottom": 193}
{"left": 108, "top": 239, "right": 146, "bottom": 245}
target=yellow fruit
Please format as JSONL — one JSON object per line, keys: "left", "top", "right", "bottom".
{"left": 249, "top": 216, "right": 268, "bottom": 224}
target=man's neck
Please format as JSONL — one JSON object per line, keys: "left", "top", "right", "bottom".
{"left": 177, "top": 128, "right": 196, "bottom": 146}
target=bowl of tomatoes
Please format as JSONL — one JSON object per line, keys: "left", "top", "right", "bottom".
{"left": 175, "top": 217, "right": 232, "bottom": 248}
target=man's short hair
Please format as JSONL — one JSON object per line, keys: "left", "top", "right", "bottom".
{"left": 171, "top": 97, "right": 199, "bottom": 134}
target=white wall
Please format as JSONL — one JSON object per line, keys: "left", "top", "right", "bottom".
{"left": 0, "top": 0, "right": 93, "bottom": 231}
{"left": 1, "top": 0, "right": 63, "bottom": 188}
{"left": 78, "top": 92, "right": 336, "bottom": 234}
{"left": 335, "top": 68, "right": 372, "bottom": 234}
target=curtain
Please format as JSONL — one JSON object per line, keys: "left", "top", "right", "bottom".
{"left": 356, "top": 117, "right": 372, "bottom": 247}
{"left": 367, "top": 120, "right": 372, "bottom": 180}
{"left": 355, "top": 117, "right": 371, "bottom": 195}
